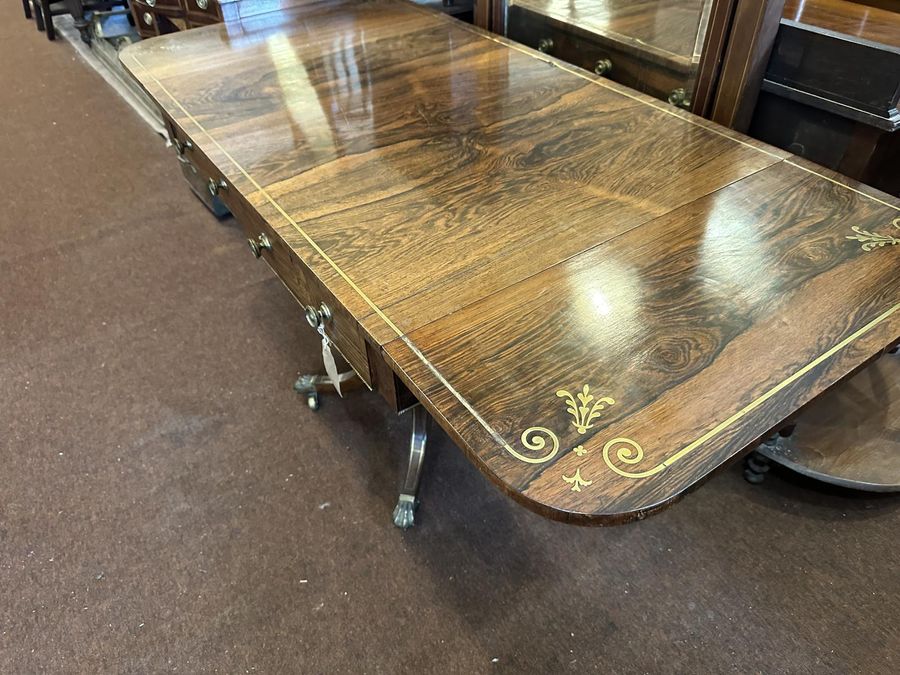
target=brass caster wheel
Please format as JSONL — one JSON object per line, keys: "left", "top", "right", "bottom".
{"left": 307, "top": 392, "right": 320, "bottom": 411}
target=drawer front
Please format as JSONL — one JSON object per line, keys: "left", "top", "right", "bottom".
{"left": 230, "top": 200, "right": 374, "bottom": 388}
{"left": 184, "top": 0, "right": 223, "bottom": 21}
{"left": 131, "top": 4, "right": 160, "bottom": 36}
{"left": 506, "top": 6, "right": 692, "bottom": 103}
{"left": 186, "top": 13, "right": 221, "bottom": 28}
{"left": 168, "top": 122, "right": 374, "bottom": 388}
{"left": 137, "top": 0, "right": 182, "bottom": 10}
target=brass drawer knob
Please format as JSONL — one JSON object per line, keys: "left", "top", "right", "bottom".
{"left": 305, "top": 303, "right": 332, "bottom": 328}
{"left": 537, "top": 38, "right": 553, "bottom": 54}
{"left": 196, "top": 0, "right": 209, "bottom": 8}
{"left": 247, "top": 233, "right": 272, "bottom": 258}
{"left": 668, "top": 88, "right": 692, "bottom": 109}
{"left": 207, "top": 177, "right": 227, "bottom": 197}
{"left": 594, "top": 58, "right": 612, "bottom": 76}
{"left": 146, "top": 0, "right": 156, "bottom": 6}
{"left": 172, "top": 137, "right": 192, "bottom": 155}
{"left": 142, "top": 11, "right": 153, "bottom": 25}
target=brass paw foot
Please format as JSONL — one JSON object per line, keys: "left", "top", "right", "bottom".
{"left": 392, "top": 494, "right": 417, "bottom": 530}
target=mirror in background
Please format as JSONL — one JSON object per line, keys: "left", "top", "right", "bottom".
{"left": 504, "top": 0, "right": 714, "bottom": 107}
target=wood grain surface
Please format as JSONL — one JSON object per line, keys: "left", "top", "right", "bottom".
{"left": 784, "top": 0, "right": 900, "bottom": 48}
{"left": 121, "top": 0, "right": 900, "bottom": 523}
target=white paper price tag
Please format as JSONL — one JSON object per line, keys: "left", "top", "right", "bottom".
{"left": 317, "top": 325, "right": 342, "bottom": 397}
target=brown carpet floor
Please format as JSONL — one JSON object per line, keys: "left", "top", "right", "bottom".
{"left": 1, "top": 5, "right": 898, "bottom": 674}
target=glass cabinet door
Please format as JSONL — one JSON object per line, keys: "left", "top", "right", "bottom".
{"left": 503, "top": 0, "right": 715, "bottom": 107}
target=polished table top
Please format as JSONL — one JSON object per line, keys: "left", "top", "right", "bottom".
{"left": 122, "top": 0, "right": 900, "bottom": 523}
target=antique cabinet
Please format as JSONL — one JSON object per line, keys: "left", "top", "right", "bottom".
{"left": 132, "top": 0, "right": 473, "bottom": 38}
{"left": 502, "top": 0, "right": 714, "bottom": 106}
{"left": 749, "top": 0, "right": 900, "bottom": 196}
{"left": 131, "top": 0, "right": 226, "bottom": 37}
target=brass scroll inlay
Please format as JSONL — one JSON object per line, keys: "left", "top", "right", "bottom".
{"left": 557, "top": 385, "right": 615, "bottom": 434}
{"left": 847, "top": 218, "right": 900, "bottom": 251}
{"left": 602, "top": 438, "right": 664, "bottom": 479}
{"left": 506, "top": 427, "right": 560, "bottom": 464}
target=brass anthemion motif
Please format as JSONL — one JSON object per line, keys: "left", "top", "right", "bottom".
{"left": 846, "top": 218, "right": 900, "bottom": 251}
{"left": 556, "top": 385, "right": 615, "bottom": 434}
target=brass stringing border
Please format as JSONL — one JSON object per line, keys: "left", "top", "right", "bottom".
{"left": 594, "top": 302, "right": 899, "bottom": 482}
{"left": 126, "top": 29, "right": 900, "bottom": 498}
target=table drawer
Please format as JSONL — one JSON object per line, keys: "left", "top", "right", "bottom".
{"left": 167, "top": 122, "right": 374, "bottom": 388}
{"left": 506, "top": 5, "right": 693, "bottom": 104}
{"left": 184, "top": 0, "right": 223, "bottom": 21}
{"left": 138, "top": 0, "right": 182, "bottom": 10}
{"left": 232, "top": 204, "right": 374, "bottom": 388}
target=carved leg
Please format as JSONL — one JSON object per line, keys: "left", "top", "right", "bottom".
{"left": 293, "top": 370, "right": 360, "bottom": 410}
{"left": 392, "top": 405, "right": 429, "bottom": 529}
{"left": 743, "top": 449, "right": 772, "bottom": 484}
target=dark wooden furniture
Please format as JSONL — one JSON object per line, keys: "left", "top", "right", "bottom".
{"left": 504, "top": 0, "right": 712, "bottom": 104}
{"left": 699, "top": 0, "right": 785, "bottom": 129}
{"left": 131, "top": 0, "right": 471, "bottom": 38}
{"left": 749, "top": 349, "right": 900, "bottom": 491}
{"left": 121, "top": 0, "right": 900, "bottom": 525}
{"left": 131, "top": 0, "right": 234, "bottom": 38}
{"left": 25, "top": 0, "right": 128, "bottom": 41}
{"left": 749, "top": 0, "right": 900, "bottom": 196}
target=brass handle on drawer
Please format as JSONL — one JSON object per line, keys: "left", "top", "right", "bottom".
{"left": 305, "top": 303, "right": 332, "bottom": 329}
{"left": 173, "top": 137, "right": 192, "bottom": 155}
{"left": 207, "top": 177, "right": 227, "bottom": 197}
{"left": 594, "top": 58, "right": 612, "bottom": 76}
{"left": 146, "top": 0, "right": 156, "bottom": 6}
{"left": 173, "top": 138, "right": 195, "bottom": 171}
{"left": 196, "top": 0, "right": 209, "bottom": 8}
{"left": 247, "top": 233, "right": 272, "bottom": 258}
{"left": 142, "top": 11, "right": 153, "bottom": 25}
{"left": 668, "top": 88, "right": 692, "bottom": 110}
{"left": 537, "top": 38, "right": 554, "bottom": 54}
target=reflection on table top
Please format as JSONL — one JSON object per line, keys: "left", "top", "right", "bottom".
{"left": 510, "top": 0, "right": 712, "bottom": 62}
{"left": 784, "top": 0, "right": 900, "bottom": 48}
{"left": 121, "top": 0, "right": 900, "bottom": 523}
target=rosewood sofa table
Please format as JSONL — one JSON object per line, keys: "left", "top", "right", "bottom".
{"left": 121, "top": 0, "right": 900, "bottom": 528}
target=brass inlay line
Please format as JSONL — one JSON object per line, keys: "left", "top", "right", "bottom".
{"left": 128, "top": 19, "right": 900, "bottom": 500}
{"left": 603, "top": 301, "right": 900, "bottom": 479}
{"left": 782, "top": 161, "right": 900, "bottom": 213}
{"left": 126, "top": 51, "right": 557, "bottom": 468}
{"left": 409, "top": 3, "right": 900, "bottom": 214}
